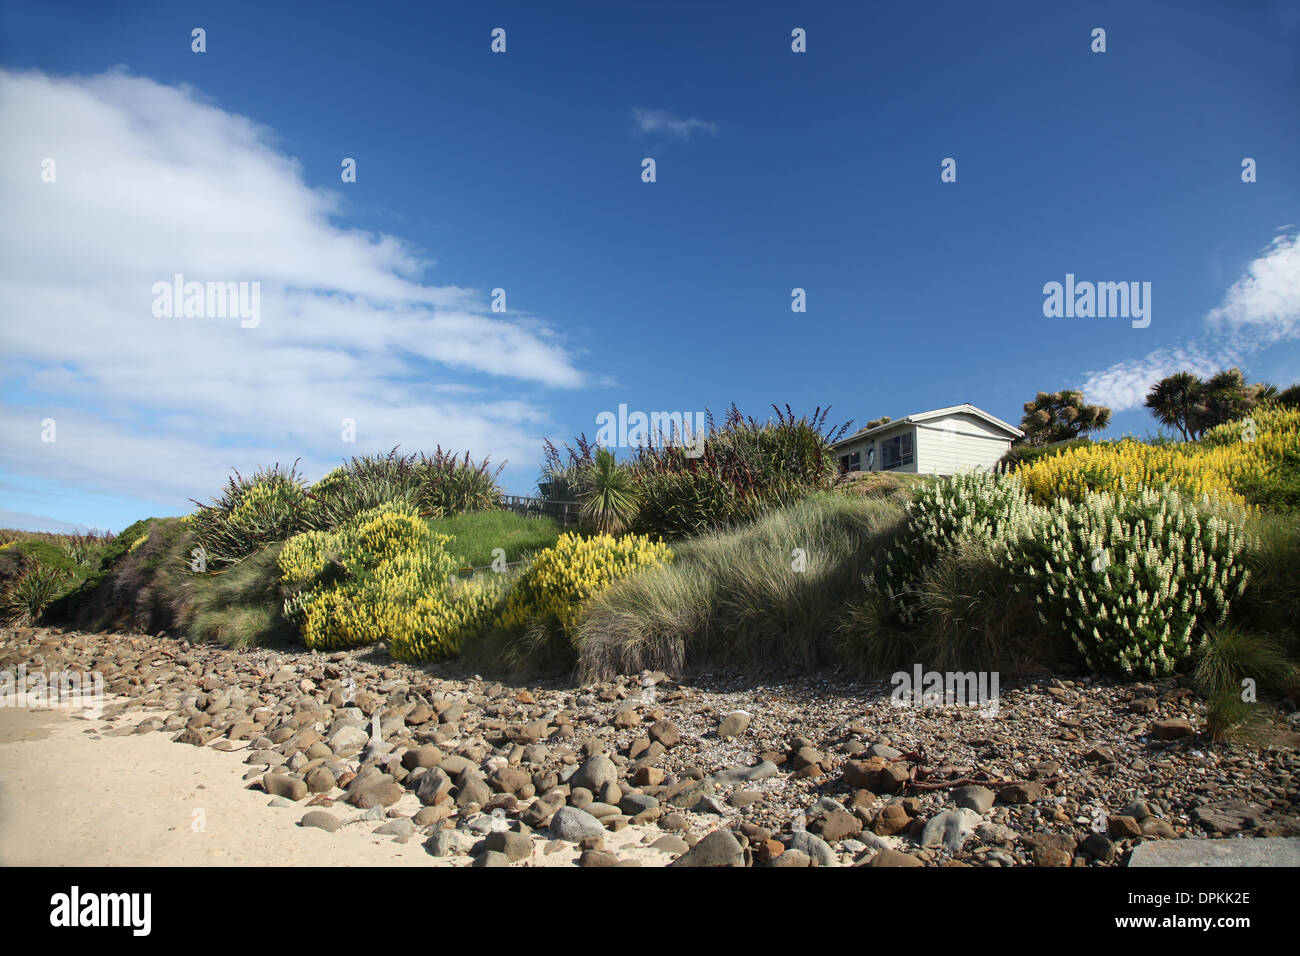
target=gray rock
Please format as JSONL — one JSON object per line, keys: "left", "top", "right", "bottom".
{"left": 373, "top": 817, "right": 416, "bottom": 839}
{"left": 717, "top": 711, "right": 752, "bottom": 739}
{"left": 473, "top": 850, "right": 511, "bottom": 867}
{"left": 1129, "top": 837, "right": 1300, "bottom": 867}
{"left": 619, "top": 793, "right": 659, "bottom": 816}
{"left": 788, "top": 830, "right": 837, "bottom": 867}
{"left": 299, "top": 811, "right": 341, "bottom": 833}
{"left": 920, "top": 808, "right": 981, "bottom": 853}
{"left": 571, "top": 755, "right": 618, "bottom": 794}
{"left": 668, "top": 828, "right": 744, "bottom": 867}
{"left": 705, "top": 760, "right": 778, "bottom": 786}
{"left": 328, "top": 725, "right": 369, "bottom": 755}
{"left": 415, "top": 767, "right": 452, "bottom": 805}
{"left": 549, "top": 806, "right": 606, "bottom": 842}
{"left": 424, "top": 829, "right": 459, "bottom": 857}
{"left": 952, "top": 785, "right": 996, "bottom": 815}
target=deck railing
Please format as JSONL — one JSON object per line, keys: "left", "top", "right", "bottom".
{"left": 498, "top": 494, "right": 581, "bottom": 527}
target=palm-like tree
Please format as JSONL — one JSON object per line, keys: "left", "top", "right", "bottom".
{"left": 580, "top": 447, "right": 640, "bottom": 535}
{"left": 1144, "top": 372, "right": 1204, "bottom": 441}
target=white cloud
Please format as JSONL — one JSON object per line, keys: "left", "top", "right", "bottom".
{"left": 1079, "top": 232, "right": 1300, "bottom": 411}
{"left": 632, "top": 108, "right": 718, "bottom": 139}
{"left": 0, "top": 68, "right": 586, "bottom": 513}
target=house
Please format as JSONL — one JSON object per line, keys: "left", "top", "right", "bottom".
{"left": 831, "top": 403, "right": 1024, "bottom": 476}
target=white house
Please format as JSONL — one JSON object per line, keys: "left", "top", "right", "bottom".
{"left": 831, "top": 404, "right": 1024, "bottom": 476}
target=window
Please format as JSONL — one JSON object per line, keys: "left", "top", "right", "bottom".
{"left": 881, "top": 432, "right": 913, "bottom": 470}
{"left": 838, "top": 451, "right": 861, "bottom": 473}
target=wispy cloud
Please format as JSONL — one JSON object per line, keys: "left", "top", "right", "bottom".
{"left": 632, "top": 107, "right": 718, "bottom": 140}
{"left": 1079, "top": 231, "right": 1300, "bottom": 410}
{"left": 0, "top": 67, "right": 586, "bottom": 515}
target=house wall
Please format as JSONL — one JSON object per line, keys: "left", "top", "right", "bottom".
{"left": 834, "top": 424, "right": 918, "bottom": 473}
{"left": 913, "top": 412, "right": 1012, "bottom": 474}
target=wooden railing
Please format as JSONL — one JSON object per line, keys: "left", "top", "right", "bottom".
{"left": 499, "top": 494, "right": 580, "bottom": 527}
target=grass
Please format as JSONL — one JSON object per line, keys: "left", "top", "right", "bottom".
{"left": 430, "top": 510, "right": 560, "bottom": 568}
{"left": 575, "top": 492, "right": 905, "bottom": 679}
{"left": 177, "top": 542, "right": 297, "bottom": 648}
{"left": 1231, "top": 513, "right": 1300, "bottom": 655}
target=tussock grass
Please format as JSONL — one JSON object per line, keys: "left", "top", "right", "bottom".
{"left": 576, "top": 493, "right": 905, "bottom": 679}
{"left": 1232, "top": 513, "right": 1300, "bottom": 656}
{"left": 177, "top": 543, "right": 296, "bottom": 648}
{"left": 910, "top": 537, "right": 1046, "bottom": 673}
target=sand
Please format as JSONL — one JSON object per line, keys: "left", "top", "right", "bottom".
{"left": 0, "top": 701, "right": 676, "bottom": 867}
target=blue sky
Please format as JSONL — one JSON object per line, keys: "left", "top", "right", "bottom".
{"left": 2, "top": 0, "right": 1298, "bottom": 532}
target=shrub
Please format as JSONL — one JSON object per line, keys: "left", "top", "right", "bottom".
{"left": 388, "top": 578, "right": 506, "bottom": 662}
{"left": 1017, "top": 405, "right": 1300, "bottom": 511}
{"left": 1192, "top": 625, "right": 1294, "bottom": 699}
{"left": 1018, "top": 486, "right": 1252, "bottom": 677}
{"left": 581, "top": 447, "right": 641, "bottom": 534}
{"left": 629, "top": 404, "right": 849, "bottom": 539}
{"left": 865, "top": 470, "right": 1047, "bottom": 628}
{"left": 177, "top": 542, "right": 296, "bottom": 648}
{"left": 191, "top": 463, "right": 311, "bottom": 567}
{"left": 279, "top": 504, "right": 500, "bottom": 656}
{"left": 305, "top": 449, "right": 423, "bottom": 530}
{"left": 500, "top": 532, "right": 672, "bottom": 653}
{"left": 1, "top": 558, "right": 69, "bottom": 626}
{"left": 1000, "top": 437, "right": 1093, "bottom": 471}
{"left": 1231, "top": 513, "right": 1300, "bottom": 654}
{"left": 413, "top": 447, "right": 504, "bottom": 516}
{"left": 578, "top": 494, "right": 903, "bottom": 678}
{"left": 48, "top": 518, "right": 196, "bottom": 634}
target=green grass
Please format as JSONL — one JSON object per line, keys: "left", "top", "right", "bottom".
{"left": 179, "top": 542, "right": 296, "bottom": 648}
{"left": 429, "top": 510, "right": 560, "bottom": 568}
{"left": 575, "top": 492, "right": 906, "bottom": 679}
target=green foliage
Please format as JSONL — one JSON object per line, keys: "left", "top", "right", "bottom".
{"left": 1019, "top": 485, "right": 1252, "bottom": 677}
{"left": 499, "top": 533, "right": 672, "bottom": 656}
{"left": 581, "top": 447, "right": 641, "bottom": 534}
{"left": 430, "top": 510, "right": 560, "bottom": 568}
{"left": 866, "top": 470, "right": 1046, "bottom": 628}
{"left": 1229, "top": 448, "right": 1300, "bottom": 513}
{"left": 1192, "top": 625, "right": 1294, "bottom": 699}
{"left": 279, "top": 503, "right": 499, "bottom": 655}
{"left": 577, "top": 494, "right": 903, "bottom": 678}
{"left": 191, "top": 463, "right": 311, "bottom": 568}
{"left": 413, "top": 447, "right": 504, "bottom": 516}
{"left": 1144, "top": 367, "right": 1275, "bottom": 440}
{"left": 306, "top": 449, "right": 423, "bottom": 530}
{"left": 1019, "top": 390, "right": 1111, "bottom": 446}
{"left": 178, "top": 543, "right": 296, "bottom": 648}
{"left": 630, "top": 404, "right": 848, "bottom": 539}
{"left": 1000, "top": 437, "right": 1093, "bottom": 471}
{"left": 1231, "top": 513, "right": 1300, "bottom": 653}
{"left": 1, "top": 558, "right": 69, "bottom": 626}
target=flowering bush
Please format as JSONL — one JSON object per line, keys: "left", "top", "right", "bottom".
{"left": 1017, "top": 405, "right": 1300, "bottom": 510}
{"left": 860, "top": 471, "right": 1255, "bottom": 676}
{"left": 867, "top": 471, "right": 1046, "bottom": 625}
{"left": 499, "top": 532, "right": 672, "bottom": 641}
{"left": 191, "top": 463, "right": 311, "bottom": 567}
{"left": 1016, "top": 486, "right": 1252, "bottom": 677}
{"left": 279, "top": 504, "right": 480, "bottom": 653}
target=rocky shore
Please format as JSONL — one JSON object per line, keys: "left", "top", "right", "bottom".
{"left": 3, "top": 627, "right": 1298, "bottom": 867}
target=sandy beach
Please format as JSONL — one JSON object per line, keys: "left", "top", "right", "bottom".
{"left": 0, "top": 701, "right": 672, "bottom": 867}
